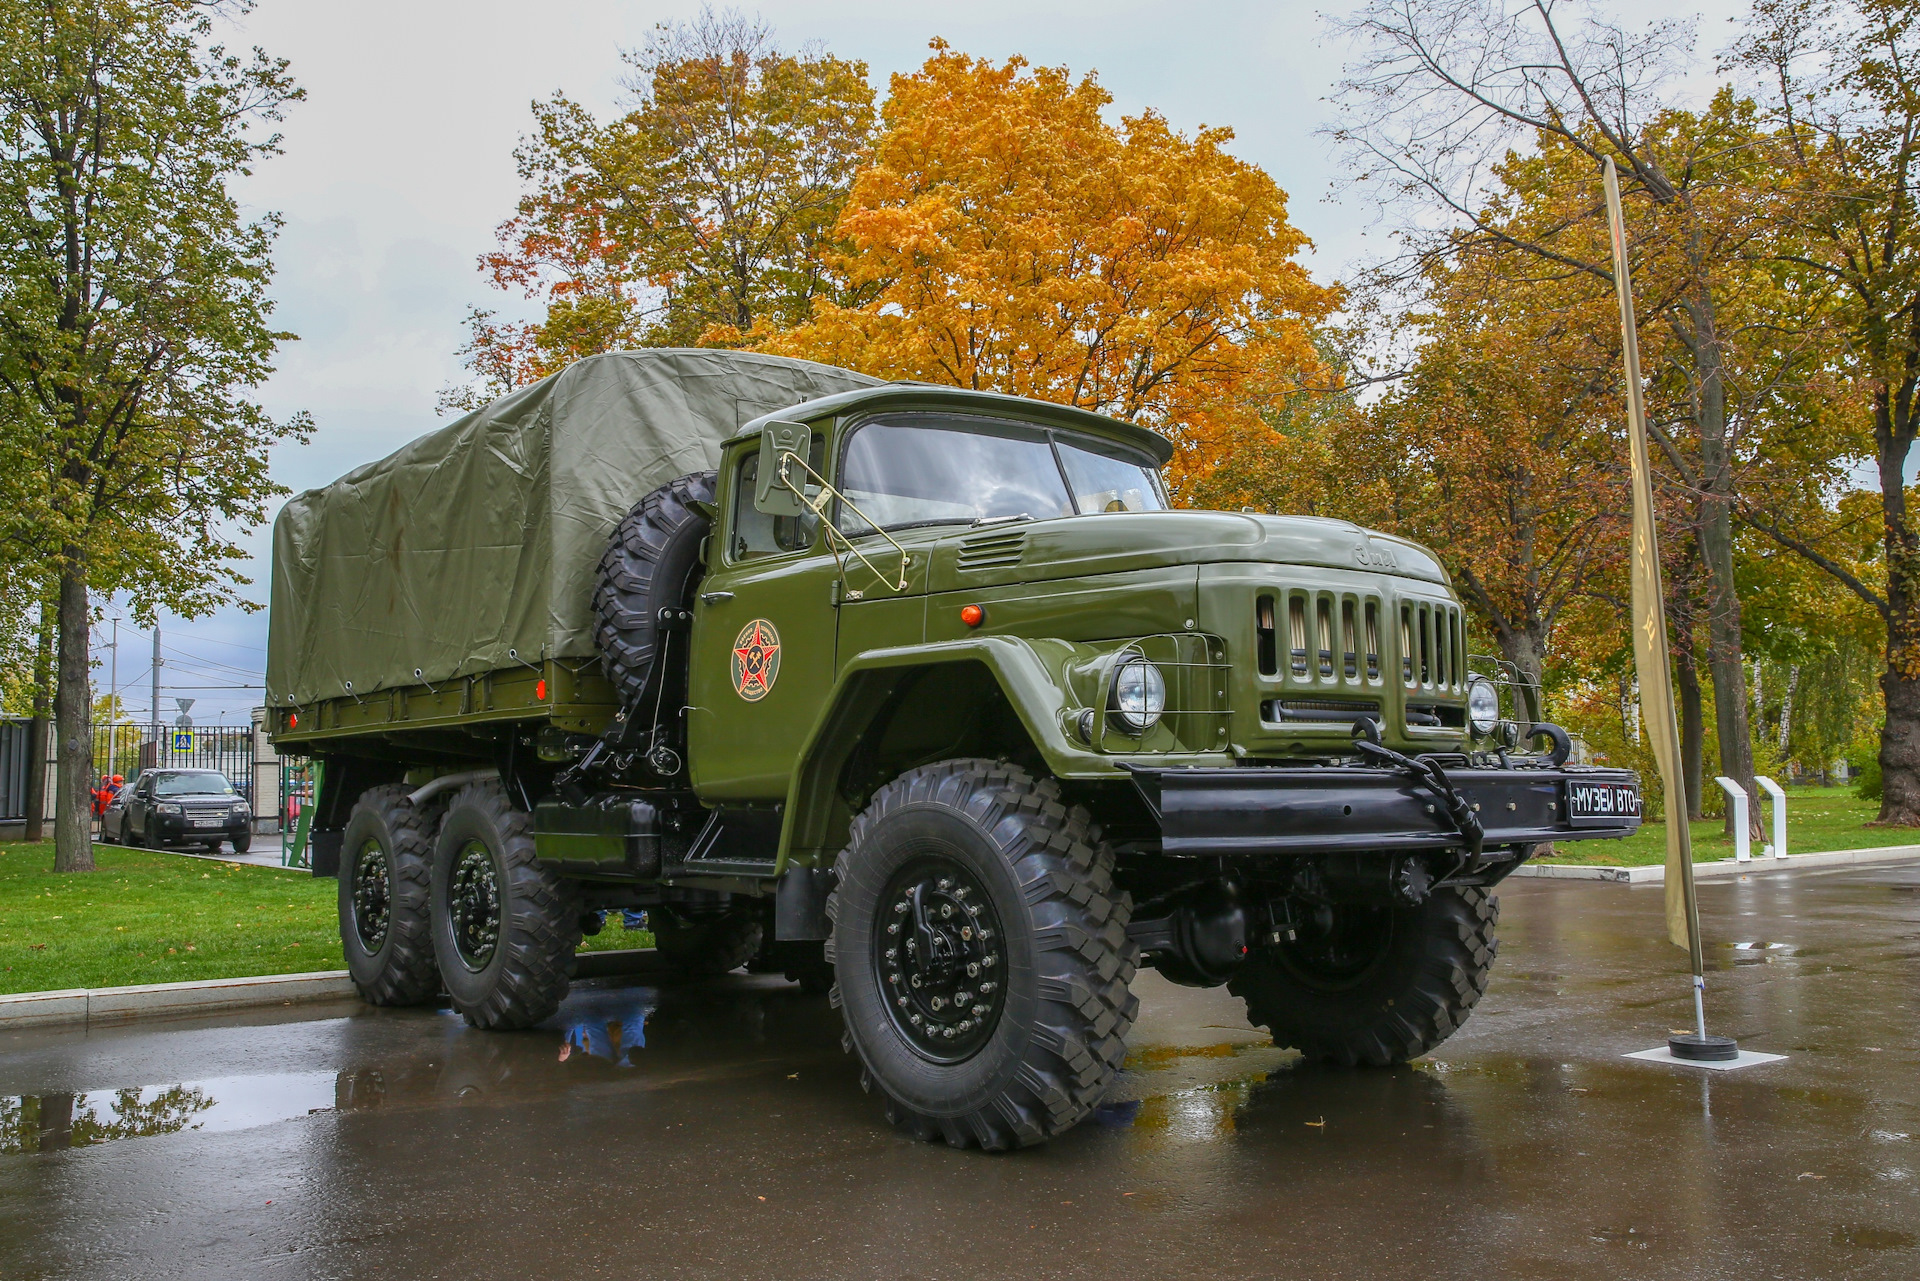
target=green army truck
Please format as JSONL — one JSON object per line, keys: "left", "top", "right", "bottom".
{"left": 268, "top": 348, "right": 1641, "bottom": 1149}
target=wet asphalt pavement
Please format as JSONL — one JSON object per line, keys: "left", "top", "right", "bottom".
{"left": 2, "top": 864, "right": 1917, "bottom": 1280}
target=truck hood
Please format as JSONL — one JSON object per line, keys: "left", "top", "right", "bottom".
{"left": 924, "top": 511, "right": 1450, "bottom": 593}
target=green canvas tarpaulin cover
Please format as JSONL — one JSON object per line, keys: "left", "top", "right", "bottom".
{"left": 266, "top": 349, "right": 881, "bottom": 707}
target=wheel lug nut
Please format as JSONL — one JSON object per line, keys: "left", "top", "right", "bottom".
{"left": 982, "top": 954, "right": 996, "bottom": 968}
{"left": 887, "top": 923, "right": 899, "bottom": 935}
{"left": 972, "top": 1004, "right": 987, "bottom": 1017}
{"left": 885, "top": 948, "right": 897, "bottom": 961}
{"left": 966, "top": 962, "right": 979, "bottom": 977}
{"left": 938, "top": 878, "right": 952, "bottom": 890}
{"left": 960, "top": 926, "right": 973, "bottom": 941}
{"left": 930, "top": 996, "right": 945, "bottom": 1010}
{"left": 910, "top": 975, "right": 922, "bottom": 988}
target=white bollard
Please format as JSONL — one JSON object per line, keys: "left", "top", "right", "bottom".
{"left": 1715, "top": 776, "right": 1751, "bottom": 862}
{"left": 1753, "top": 776, "right": 1787, "bottom": 859}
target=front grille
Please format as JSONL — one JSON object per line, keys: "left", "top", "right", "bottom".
{"left": 955, "top": 530, "right": 1026, "bottom": 571}
{"left": 1257, "top": 589, "right": 1386, "bottom": 692}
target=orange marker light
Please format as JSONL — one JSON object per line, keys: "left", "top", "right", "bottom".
{"left": 536, "top": 679, "right": 548, "bottom": 700}
{"left": 960, "top": 604, "right": 985, "bottom": 628}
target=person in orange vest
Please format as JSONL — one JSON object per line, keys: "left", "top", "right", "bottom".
{"left": 91, "top": 775, "right": 115, "bottom": 819}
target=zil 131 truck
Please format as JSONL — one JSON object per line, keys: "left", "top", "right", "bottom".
{"left": 267, "top": 348, "right": 1641, "bottom": 1149}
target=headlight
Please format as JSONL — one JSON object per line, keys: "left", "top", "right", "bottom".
{"left": 1465, "top": 678, "right": 1501, "bottom": 737}
{"left": 1109, "top": 656, "right": 1167, "bottom": 735}
{"left": 232, "top": 803, "right": 250, "bottom": 817}
{"left": 155, "top": 802, "right": 182, "bottom": 816}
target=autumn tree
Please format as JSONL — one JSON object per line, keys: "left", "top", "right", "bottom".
{"left": 756, "top": 42, "right": 1340, "bottom": 493}
{"left": 1730, "top": 0, "right": 1920, "bottom": 823}
{"left": 446, "top": 8, "right": 875, "bottom": 409}
{"left": 1350, "top": 265, "right": 1630, "bottom": 724}
{"left": 0, "top": 0, "right": 306, "bottom": 871}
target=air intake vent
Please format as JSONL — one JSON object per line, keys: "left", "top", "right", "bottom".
{"left": 955, "top": 531, "right": 1026, "bottom": 571}
{"left": 1262, "top": 698, "right": 1382, "bottom": 724}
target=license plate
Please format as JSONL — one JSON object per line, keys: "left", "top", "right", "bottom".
{"left": 1565, "top": 780, "right": 1641, "bottom": 827}
{"left": 191, "top": 818, "right": 222, "bottom": 828}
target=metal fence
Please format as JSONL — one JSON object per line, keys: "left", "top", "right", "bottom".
{"left": 1, "top": 719, "right": 271, "bottom": 825}
{"left": 0, "top": 719, "right": 32, "bottom": 821}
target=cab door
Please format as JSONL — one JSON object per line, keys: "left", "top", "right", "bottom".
{"left": 687, "top": 440, "right": 843, "bottom": 802}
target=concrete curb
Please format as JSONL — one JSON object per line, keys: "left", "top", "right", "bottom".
{"left": 1511, "top": 843, "right": 1920, "bottom": 884}
{"left": 0, "top": 970, "right": 357, "bottom": 1032}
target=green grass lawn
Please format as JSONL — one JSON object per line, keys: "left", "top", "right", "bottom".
{"left": 0, "top": 840, "right": 654, "bottom": 997}
{"left": 0, "top": 842, "right": 342, "bottom": 995}
{"left": 1538, "top": 784, "right": 1920, "bottom": 866}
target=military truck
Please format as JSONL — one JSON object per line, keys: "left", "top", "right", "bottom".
{"left": 268, "top": 349, "right": 1641, "bottom": 1149}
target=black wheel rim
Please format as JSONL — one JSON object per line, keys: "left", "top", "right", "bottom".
{"left": 449, "top": 839, "right": 502, "bottom": 970}
{"left": 874, "top": 856, "right": 1008, "bottom": 1064}
{"left": 351, "top": 840, "right": 391, "bottom": 952}
{"left": 1277, "top": 902, "right": 1395, "bottom": 991}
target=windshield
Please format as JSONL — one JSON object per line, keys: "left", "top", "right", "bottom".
{"left": 836, "top": 415, "right": 1167, "bottom": 536}
{"left": 153, "top": 771, "right": 236, "bottom": 798}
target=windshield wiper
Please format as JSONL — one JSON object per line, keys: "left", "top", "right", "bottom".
{"left": 971, "top": 513, "right": 1033, "bottom": 527}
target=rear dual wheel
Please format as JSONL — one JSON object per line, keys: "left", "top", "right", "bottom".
{"left": 339, "top": 785, "right": 443, "bottom": 1006}
{"left": 829, "top": 760, "right": 1138, "bottom": 1151}
{"left": 429, "top": 779, "right": 581, "bottom": 1029}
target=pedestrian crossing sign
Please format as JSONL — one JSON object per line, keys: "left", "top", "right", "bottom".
{"left": 171, "top": 729, "right": 194, "bottom": 752}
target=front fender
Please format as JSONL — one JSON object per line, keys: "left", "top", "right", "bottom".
{"left": 775, "top": 636, "right": 1230, "bottom": 871}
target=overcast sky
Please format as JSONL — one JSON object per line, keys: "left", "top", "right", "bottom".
{"left": 119, "top": 0, "right": 1748, "bottom": 722}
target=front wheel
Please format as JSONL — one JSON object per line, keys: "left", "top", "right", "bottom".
{"left": 232, "top": 832, "right": 252, "bottom": 854}
{"left": 828, "top": 760, "right": 1138, "bottom": 1150}
{"left": 429, "top": 779, "right": 581, "bottom": 1029}
{"left": 1229, "top": 885, "right": 1499, "bottom": 1066}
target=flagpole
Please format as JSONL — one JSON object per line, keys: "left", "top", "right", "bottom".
{"left": 1602, "top": 157, "right": 1733, "bottom": 1061}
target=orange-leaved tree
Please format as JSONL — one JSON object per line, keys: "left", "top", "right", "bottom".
{"left": 442, "top": 10, "right": 875, "bottom": 412}
{"left": 752, "top": 42, "right": 1341, "bottom": 495}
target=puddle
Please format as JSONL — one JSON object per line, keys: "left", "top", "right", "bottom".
{"left": 2, "top": 1072, "right": 336, "bottom": 1155}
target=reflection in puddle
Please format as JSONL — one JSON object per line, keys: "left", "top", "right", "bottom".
{"left": 1, "top": 1072, "right": 336, "bottom": 1155}
{"left": 557, "top": 997, "right": 656, "bottom": 1067}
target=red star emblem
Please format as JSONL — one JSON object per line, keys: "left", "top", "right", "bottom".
{"left": 731, "top": 618, "right": 782, "bottom": 702}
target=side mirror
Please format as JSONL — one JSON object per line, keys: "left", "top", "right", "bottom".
{"left": 753, "top": 420, "right": 810, "bottom": 517}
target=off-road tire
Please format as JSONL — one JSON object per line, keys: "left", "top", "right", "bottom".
{"left": 652, "top": 906, "right": 763, "bottom": 976}
{"left": 338, "top": 784, "right": 443, "bottom": 1007}
{"left": 429, "top": 779, "right": 581, "bottom": 1029}
{"left": 827, "top": 759, "right": 1138, "bottom": 1151}
{"left": 592, "top": 471, "right": 717, "bottom": 708}
{"left": 1229, "top": 886, "right": 1499, "bottom": 1066}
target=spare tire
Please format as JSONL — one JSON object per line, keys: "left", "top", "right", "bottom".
{"left": 592, "top": 471, "right": 717, "bottom": 709}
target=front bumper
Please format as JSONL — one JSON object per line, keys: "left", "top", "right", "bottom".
{"left": 1125, "top": 762, "right": 1641, "bottom": 857}
{"left": 155, "top": 816, "right": 250, "bottom": 842}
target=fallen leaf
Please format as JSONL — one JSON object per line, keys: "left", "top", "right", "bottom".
{"left": 1669, "top": 1029, "right": 1692, "bottom": 1036}
{"left": 1305, "top": 1118, "right": 1325, "bottom": 1128}
{"left": 757, "top": 1196, "right": 766, "bottom": 1202}
{"left": 786, "top": 1073, "right": 798, "bottom": 1080}
{"left": 1798, "top": 1173, "right": 1825, "bottom": 1180}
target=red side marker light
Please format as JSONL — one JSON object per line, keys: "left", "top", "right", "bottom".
{"left": 536, "top": 679, "right": 548, "bottom": 700}
{"left": 289, "top": 713, "right": 298, "bottom": 728}
{"left": 960, "top": 604, "right": 985, "bottom": 628}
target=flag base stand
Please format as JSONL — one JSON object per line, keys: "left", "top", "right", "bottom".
{"left": 1667, "top": 1032, "right": 1739, "bottom": 1061}
{"left": 1623, "top": 1045, "right": 1787, "bottom": 1072}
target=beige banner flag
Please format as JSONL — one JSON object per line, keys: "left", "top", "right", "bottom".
{"left": 1602, "top": 158, "right": 1703, "bottom": 963}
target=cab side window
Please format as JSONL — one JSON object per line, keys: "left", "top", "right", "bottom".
{"left": 730, "top": 434, "right": 824, "bottom": 561}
